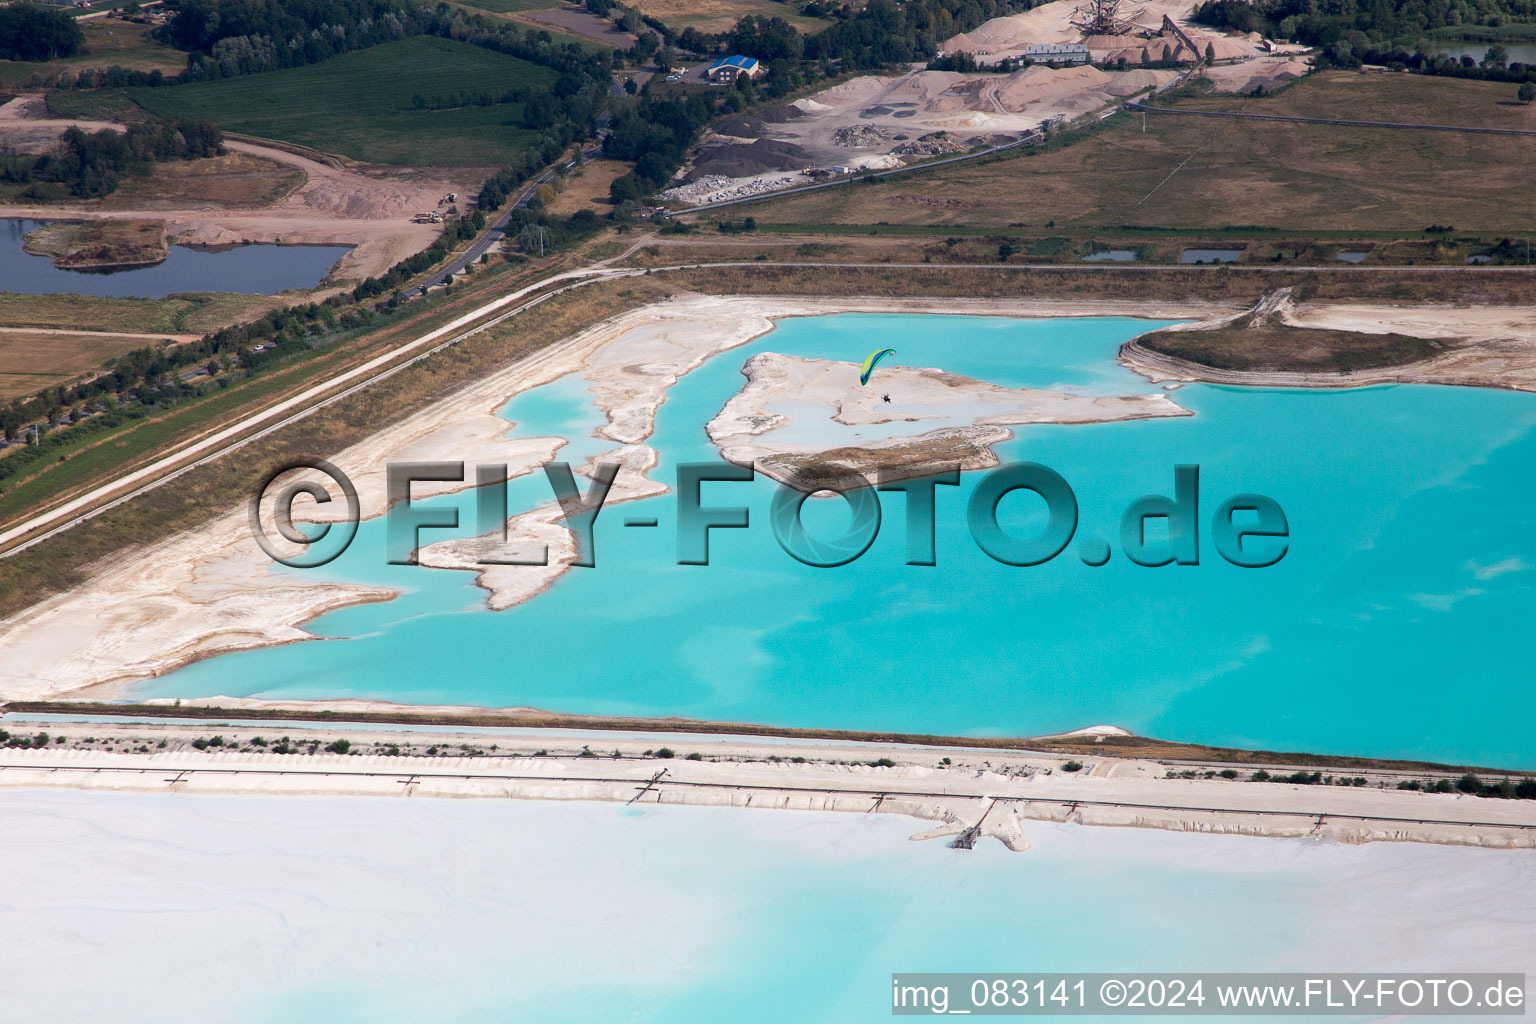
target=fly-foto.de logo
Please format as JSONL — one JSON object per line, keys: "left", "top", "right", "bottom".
{"left": 250, "top": 460, "right": 1289, "bottom": 571}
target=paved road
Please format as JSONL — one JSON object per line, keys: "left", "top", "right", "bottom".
{"left": 1127, "top": 99, "right": 1536, "bottom": 136}
{"left": 410, "top": 143, "right": 605, "bottom": 296}
{"left": 0, "top": 264, "right": 643, "bottom": 558}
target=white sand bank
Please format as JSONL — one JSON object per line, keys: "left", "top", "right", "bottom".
{"left": 708, "top": 351, "right": 1189, "bottom": 486}
{"left": 3, "top": 789, "right": 1532, "bottom": 1023}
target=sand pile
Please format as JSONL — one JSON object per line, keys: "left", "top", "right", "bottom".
{"left": 819, "top": 65, "right": 1178, "bottom": 122}
{"left": 1204, "top": 54, "right": 1310, "bottom": 93}
{"left": 942, "top": 0, "right": 1259, "bottom": 62}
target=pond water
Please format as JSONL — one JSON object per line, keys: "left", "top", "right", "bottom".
{"left": 1335, "top": 251, "right": 1368, "bottom": 263}
{"left": 0, "top": 219, "right": 351, "bottom": 298}
{"left": 133, "top": 313, "right": 1536, "bottom": 768}
{"left": 1082, "top": 249, "right": 1139, "bottom": 261}
{"left": 1179, "top": 248, "right": 1243, "bottom": 263}
{"left": 1432, "top": 41, "right": 1536, "bottom": 64}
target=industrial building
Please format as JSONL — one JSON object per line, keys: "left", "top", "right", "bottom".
{"left": 1023, "top": 44, "right": 1092, "bottom": 64}
{"left": 706, "top": 55, "right": 764, "bottom": 82}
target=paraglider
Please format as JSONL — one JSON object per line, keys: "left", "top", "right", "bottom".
{"left": 859, "top": 348, "right": 896, "bottom": 386}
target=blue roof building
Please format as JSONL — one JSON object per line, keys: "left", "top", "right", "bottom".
{"left": 707, "top": 55, "right": 763, "bottom": 81}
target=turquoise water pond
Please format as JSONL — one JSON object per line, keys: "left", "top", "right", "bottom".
{"left": 132, "top": 314, "right": 1536, "bottom": 767}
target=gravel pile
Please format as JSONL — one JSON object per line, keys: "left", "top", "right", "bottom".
{"left": 832, "top": 124, "right": 894, "bottom": 147}
{"left": 890, "top": 133, "right": 966, "bottom": 157}
{"left": 688, "top": 139, "right": 813, "bottom": 179}
{"left": 659, "top": 174, "right": 803, "bottom": 206}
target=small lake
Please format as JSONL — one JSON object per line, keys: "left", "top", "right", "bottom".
{"left": 1335, "top": 251, "right": 1368, "bottom": 263}
{"left": 1180, "top": 247, "right": 1242, "bottom": 263}
{"left": 1083, "top": 249, "right": 1140, "bottom": 262}
{"left": 1432, "top": 41, "right": 1536, "bottom": 64}
{"left": 1, "top": 219, "right": 351, "bottom": 298}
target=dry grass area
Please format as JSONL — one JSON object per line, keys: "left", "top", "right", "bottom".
{"left": 1137, "top": 324, "right": 1445, "bottom": 374}
{"left": 22, "top": 219, "right": 168, "bottom": 269}
{"left": 0, "top": 266, "right": 677, "bottom": 619}
{"left": 658, "top": 261, "right": 1536, "bottom": 306}
{"left": 0, "top": 330, "right": 180, "bottom": 400}
{"left": 0, "top": 294, "right": 192, "bottom": 334}
{"left": 0, "top": 292, "right": 284, "bottom": 337}
{"left": 626, "top": 0, "right": 830, "bottom": 33}
{"left": 100, "top": 152, "right": 306, "bottom": 211}
{"left": 0, "top": 372, "right": 65, "bottom": 401}
{"left": 744, "top": 72, "right": 1536, "bottom": 234}
{"left": 545, "top": 159, "right": 628, "bottom": 216}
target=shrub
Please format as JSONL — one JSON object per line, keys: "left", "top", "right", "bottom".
{"left": 1250, "top": 769, "right": 1271, "bottom": 782}
{"left": 869, "top": 758, "right": 895, "bottom": 768}
{"left": 1062, "top": 761, "right": 1084, "bottom": 773}
{"left": 325, "top": 739, "right": 351, "bottom": 755}
{"left": 685, "top": 752, "right": 703, "bottom": 761}
{"left": 1457, "top": 773, "right": 1483, "bottom": 794}
{"left": 655, "top": 747, "right": 675, "bottom": 759}
{"left": 1219, "top": 768, "right": 1238, "bottom": 779}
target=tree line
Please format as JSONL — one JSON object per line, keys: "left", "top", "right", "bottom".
{"left": 1194, "top": 0, "right": 1536, "bottom": 53}
{"left": 0, "top": 2, "right": 84, "bottom": 62}
{"left": 0, "top": 120, "right": 223, "bottom": 200}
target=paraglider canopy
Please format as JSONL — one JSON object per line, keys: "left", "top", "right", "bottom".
{"left": 859, "top": 348, "right": 896, "bottom": 386}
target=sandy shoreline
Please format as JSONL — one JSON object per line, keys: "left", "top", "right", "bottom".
{"left": 0, "top": 293, "right": 1230, "bottom": 703}
{"left": 1124, "top": 291, "right": 1536, "bottom": 392}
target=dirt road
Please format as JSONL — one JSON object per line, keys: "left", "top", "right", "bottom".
{"left": 0, "top": 96, "right": 476, "bottom": 281}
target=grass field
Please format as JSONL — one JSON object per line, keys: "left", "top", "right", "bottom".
{"left": 126, "top": 36, "right": 555, "bottom": 166}
{"left": 626, "top": 0, "right": 830, "bottom": 33}
{"left": 0, "top": 292, "right": 280, "bottom": 336}
{"left": 545, "top": 158, "right": 628, "bottom": 214}
{"left": 455, "top": 0, "right": 562, "bottom": 13}
{"left": 0, "top": 20, "right": 184, "bottom": 87}
{"left": 0, "top": 330, "right": 181, "bottom": 400}
{"left": 742, "top": 72, "right": 1536, "bottom": 235}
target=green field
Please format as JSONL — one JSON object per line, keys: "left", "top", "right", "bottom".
{"left": 126, "top": 36, "right": 555, "bottom": 166}
{"left": 0, "top": 19, "right": 185, "bottom": 87}
{"left": 455, "top": 0, "right": 559, "bottom": 12}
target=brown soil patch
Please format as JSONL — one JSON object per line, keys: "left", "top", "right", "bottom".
{"left": 1139, "top": 324, "right": 1446, "bottom": 373}
{"left": 545, "top": 159, "right": 628, "bottom": 215}
{"left": 100, "top": 152, "right": 306, "bottom": 210}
